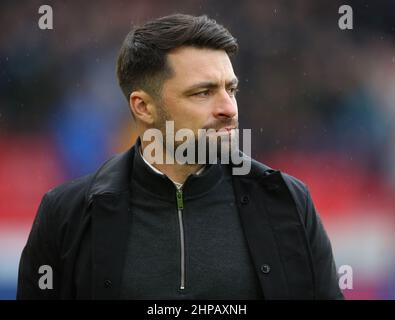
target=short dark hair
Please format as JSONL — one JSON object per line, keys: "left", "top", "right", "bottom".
{"left": 116, "top": 13, "right": 238, "bottom": 102}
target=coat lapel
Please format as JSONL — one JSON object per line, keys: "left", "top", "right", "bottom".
{"left": 232, "top": 164, "right": 315, "bottom": 299}
{"left": 90, "top": 192, "right": 131, "bottom": 299}
{"left": 233, "top": 171, "right": 289, "bottom": 299}
{"left": 85, "top": 147, "right": 136, "bottom": 299}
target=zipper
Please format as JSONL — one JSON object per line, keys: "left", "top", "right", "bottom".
{"left": 176, "top": 188, "right": 185, "bottom": 290}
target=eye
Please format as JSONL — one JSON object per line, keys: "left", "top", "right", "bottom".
{"left": 193, "top": 90, "right": 210, "bottom": 97}
{"left": 227, "top": 87, "right": 239, "bottom": 97}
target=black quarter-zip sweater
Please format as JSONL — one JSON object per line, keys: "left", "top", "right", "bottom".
{"left": 119, "top": 147, "right": 263, "bottom": 299}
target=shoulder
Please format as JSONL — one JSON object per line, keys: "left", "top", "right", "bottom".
{"left": 248, "top": 157, "right": 311, "bottom": 223}
{"left": 44, "top": 174, "right": 94, "bottom": 210}
{"left": 37, "top": 174, "right": 95, "bottom": 239}
{"left": 249, "top": 156, "right": 308, "bottom": 191}
{"left": 43, "top": 146, "right": 135, "bottom": 210}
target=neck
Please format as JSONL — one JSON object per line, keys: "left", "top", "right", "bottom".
{"left": 140, "top": 139, "right": 204, "bottom": 185}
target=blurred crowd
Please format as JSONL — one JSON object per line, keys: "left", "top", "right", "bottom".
{"left": 0, "top": 0, "right": 394, "bottom": 299}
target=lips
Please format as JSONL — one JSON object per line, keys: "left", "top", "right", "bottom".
{"left": 216, "top": 127, "right": 235, "bottom": 132}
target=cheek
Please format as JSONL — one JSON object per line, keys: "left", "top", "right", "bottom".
{"left": 168, "top": 98, "right": 210, "bottom": 129}
{"left": 177, "top": 116, "right": 204, "bottom": 131}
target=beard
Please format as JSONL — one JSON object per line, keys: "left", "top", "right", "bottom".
{"left": 153, "top": 105, "right": 239, "bottom": 165}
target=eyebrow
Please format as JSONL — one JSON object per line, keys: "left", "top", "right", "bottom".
{"left": 183, "top": 77, "right": 239, "bottom": 94}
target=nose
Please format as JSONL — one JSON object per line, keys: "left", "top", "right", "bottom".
{"left": 213, "top": 91, "right": 238, "bottom": 119}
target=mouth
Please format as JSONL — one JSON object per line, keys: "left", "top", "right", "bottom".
{"left": 215, "top": 127, "right": 236, "bottom": 133}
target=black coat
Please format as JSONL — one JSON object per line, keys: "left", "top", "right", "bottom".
{"left": 17, "top": 144, "right": 344, "bottom": 299}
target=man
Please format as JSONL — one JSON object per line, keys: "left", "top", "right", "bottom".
{"left": 17, "top": 14, "right": 343, "bottom": 299}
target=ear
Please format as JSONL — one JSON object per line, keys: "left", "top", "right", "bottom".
{"left": 129, "top": 90, "right": 156, "bottom": 125}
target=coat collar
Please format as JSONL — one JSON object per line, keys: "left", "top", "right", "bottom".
{"left": 85, "top": 145, "right": 135, "bottom": 202}
{"left": 85, "top": 143, "right": 277, "bottom": 202}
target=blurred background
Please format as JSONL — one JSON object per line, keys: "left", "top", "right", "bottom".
{"left": 1, "top": 0, "right": 394, "bottom": 299}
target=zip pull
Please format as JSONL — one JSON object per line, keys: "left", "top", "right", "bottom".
{"left": 176, "top": 189, "right": 184, "bottom": 210}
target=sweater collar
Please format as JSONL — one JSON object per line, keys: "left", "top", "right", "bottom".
{"left": 132, "top": 138, "right": 224, "bottom": 200}
{"left": 138, "top": 144, "right": 205, "bottom": 189}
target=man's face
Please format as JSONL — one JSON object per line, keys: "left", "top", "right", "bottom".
{"left": 154, "top": 46, "right": 239, "bottom": 150}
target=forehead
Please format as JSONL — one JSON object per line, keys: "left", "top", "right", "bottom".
{"left": 165, "top": 47, "right": 236, "bottom": 87}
